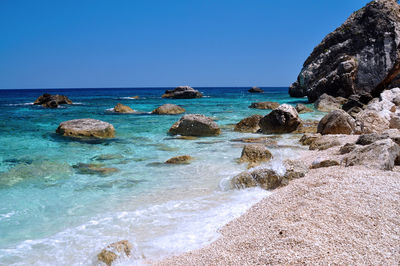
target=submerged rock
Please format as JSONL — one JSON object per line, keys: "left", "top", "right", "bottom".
{"left": 56, "top": 119, "right": 115, "bottom": 139}
{"left": 165, "top": 155, "right": 193, "bottom": 164}
{"left": 113, "top": 103, "right": 135, "bottom": 113}
{"left": 169, "top": 114, "right": 220, "bottom": 136}
{"left": 239, "top": 144, "right": 272, "bottom": 168}
{"left": 151, "top": 104, "right": 185, "bottom": 115}
{"left": 34, "top": 93, "right": 73, "bottom": 108}
{"left": 259, "top": 104, "right": 302, "bottom": 134}
{"left": 249, "top": 101, "right": 280, "bottom": 110}
{"left": 295, "top": 103, "right": 313, "bottom": 114}
{"left": 73, "top": 163, "right": 119, "bottom": 175}
{"left": 97, "top": 240, "right": 133, "bottom": 266}
{"left": 317, "top": 110, "right": 356, "bottom": 135}
{"left": 344, "top": 139, "right": 400, "bottom": 170}
{"left": 248, "top": 87, "right": 264, "bottom": 93}
{"left": 290, "top": 0, "right": 400, "bottom": 101}
{"left": 234, "top": 114, "right": 263, "bottom": 133}
{"left": 162, "top": 86, "right": 203, "bottom": 99}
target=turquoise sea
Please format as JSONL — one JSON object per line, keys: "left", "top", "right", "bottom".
{"left": 0, "top": 87, "right": 322, "bottom": 265}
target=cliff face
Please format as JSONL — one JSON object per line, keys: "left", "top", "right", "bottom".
{"left": 290, "top": 0, "right": 400, "bottom": 102}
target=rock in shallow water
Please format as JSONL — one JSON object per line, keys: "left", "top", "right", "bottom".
{"left": 162, "top": 86, "right": 203, "bottom": 99}
{"left": 34, "top": 93, "right": 73, "bottom": 108}
{"left": 97, "top": 240, "right": 133, "bottom": 266}
{"left": 151, "top": 104, "right": 185, "bottom": 115}
{"left": 169, "top": 114, "right": 220, "bottom": 136}
{"left": 56, "top": 119, "right": 115, "bottom": 139}
{"left": 234, "top": 114, "right": 263, "bottom": 133}
{"left": 113, "top": 103, "right": 135, "bottom": 113}
{"left": 239, "top": 144, "right": 272, "bottom": 168}
{"left": 259, "top": 104, "right": 302, "bottom": 134}
{"left": 295, "top": 103, "right": 313, "bottom": 114}
{"left": 165, "top": 155, "right": 193, "bottom": 164}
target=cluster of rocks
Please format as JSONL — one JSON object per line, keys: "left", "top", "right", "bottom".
{"left": 34, "top": 93, "right": 73, "bottom": 108}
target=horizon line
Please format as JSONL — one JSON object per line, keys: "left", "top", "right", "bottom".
{"left": 0, "top": 86, "right": 290, "bottom": 90}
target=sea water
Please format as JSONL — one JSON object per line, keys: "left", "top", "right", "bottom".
{"left": 0, "top": 87, "right": 323, "bottom": 265}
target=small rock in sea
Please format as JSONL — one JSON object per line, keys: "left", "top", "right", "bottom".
{"left": 339, "top": 143, "right": 358, "bottom": 154}
{"left": 295, "top": 103, "right": 313, "bottom": 114}
{"left": 92, "top": 154, "right": 124, "bottom": 161}
{"left": 314, "top": 94, "right": 347, "bottom": 112}
{"left": 239, "top": 144, "right": 272, "bottom": 168}
{"left": 73, "top": 163, "right": 119, "bottom": 176}
{"left": 169, "top": 114, "right": 220, "bottom": 136}
{"left": 56, "top": 118, "right": 115, "bottom": 139}
{"left": 234, "top": 114, "right": 263, "bottom": 133}
{"left": 248, "top": 87, "right": 264, "bottom": 93}
{"left": 151, "top": 104, "right": 185, "bottom": 115}
{"left": 165, "top": 155, "right": 193, "bottom": 164}
{"left": 259, "top": 104, "right": 302, "bottom": 134}
{"left": 34, "top": 93, "right": 73, "bottom": 108}
{"left": 344, "top": 138, "right": 400, "bottom": 170}
{"left": 248, "top": 101, "right": 280, "bottom": 110}
{"left": 317, "top": 110, "right": 356, "bottom": 135}
{"left": 129, "top": 96, "right": 139, "bottom": 99}
{"left": 162, "top": 86, "right": 203, "bottom": 99}
{"left": 113, "top": 103, "right": 135, "bottom": 113}
{"left": 299, "top": 133, "right": 321, "bottom": 146}
{"left": 310, "top": 159, "right": 340, "bottom": 169}
{"left": 231, "top": 168, "right": 282, "bottom": 190}
{"left": 97, "top": 240, "right": 133, "bottom": 266}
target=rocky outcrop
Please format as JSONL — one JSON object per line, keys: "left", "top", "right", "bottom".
{"left": 344, "top": 139, "right": 400, "bottom": 170}
{"left": 248, "top": 87, "right": 264, "bottom": 93}
{"left": 56, "top": 119, "right": 115, "bottom": 138}
{"left": 165, "top": 155, "right": 193, "bottom": 164}
{"left": 239, "top": 144, "right": 272, "bottom": 168}
{"left": 162, "top": 86, "right": 203, "bottom": 99}
{"left": 259, "top": 104, "right": 302, "bottom": 134}
{"left": 34, "top": 93, "right": 73, "bottom": 108}
{"left": 289, "top": 0, "right": 400, "bottom": 101}
{"left": 295, "top": 103, "right": 313, "bottom": 114}
{"left": 249, "top": 101, "right": 280, "bottom": 110}
{"left": 314, "top": 94, "right": 347, "bottom": 112}
{"left": 234, "top": 114, "right": 263, "bottom": 133}
{"left": 97, "top": 240, "right": 133, "bottom": 266}
{"left": 317, "top": 110, "right": 357, "bottom": 135}
{"left": 151, "top": 104, "right": 185, "bottom": 115}
{"left": 113, "top": 103, "right": 135, "bottom": 113}
{"left": 169, "top": 114, "right": 220, "bottom": 136}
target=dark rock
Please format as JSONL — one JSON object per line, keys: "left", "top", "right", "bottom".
{"left": 234, "top": 114, "right": 263, "bottom": 133}
{"left": 289, "top": 0, "right": 400, "bottom": 101}
{"left": 339, "top": 143, "right": 358, "bottom": 154}
{"left": 169, "top": 114, "right": 220, "bottom": 136}
{"left": 356, "top": 133, "right": 389, "bottom": 146}
{"left": 295, "top": 103, "right": 313, "bottom": 114}
{"left": 347, "top": 106, "right": 363, "bottom": 118}
{"left": 56, "top": 119, "right": 115, "bottom": 139}
{"left": 259, "top": 104, "right": 302, "bottom": 134}
{"left": 151, "top": 104, "right": 185, "bottom": 115}
{"left": 249, "top": 101, "right": 280, "bottom": 110}
{"left": 393, "top": 95, "right": 400, "bottom": 106}
{"left": 34, "top": 93, "right": 73, "bottom": 108}
{"left": 317, "top": 110, "right": 356, "bottom": 135}
{"left": 162, "top": 86, "right": 203, "bottom": 99}
{"left": 248, "top": 87, "right": 264, "bottom": 93}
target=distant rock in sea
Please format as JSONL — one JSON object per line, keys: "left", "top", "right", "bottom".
{"left": 151, "top": 104, "right": 185, "bottom": 114}
{"left": 169, "top": 114, "right": 220, "bottom": 136}
{"left": 248, "top": 87, "right": 263, "bottom": 93}
{"left": 290, "top": 0, "right": 400, "bottom": 101}
{"left": 249, "top": 101, "right": 280, "bottom": 110}
{"left": 56, "top": 118, "right": 115, "bottom": 138}
{"left": 113, "top": 103, "right": 135, "bottom": 113}
{"left": 34, "top": 93, "right": 73, "bottom": 108}
{"left": 162, "top": 86, "right": 203, "bottom": 99}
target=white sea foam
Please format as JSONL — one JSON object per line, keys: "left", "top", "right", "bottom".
{"left": 5, "top": 102, "right": 34, "bottom": 106}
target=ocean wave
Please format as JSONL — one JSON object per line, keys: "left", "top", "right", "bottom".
{"left": 4, "top": 102, "right": 34, "bottom": 106}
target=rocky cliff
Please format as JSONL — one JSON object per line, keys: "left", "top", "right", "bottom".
{"left": 290, "top": 0, "right": 400, "bottom": 102}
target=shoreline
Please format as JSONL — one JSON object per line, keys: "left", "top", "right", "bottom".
{"left": 155, "top": 136, "right": 400, "bottom": 265}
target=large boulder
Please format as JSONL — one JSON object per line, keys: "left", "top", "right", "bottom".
{"left": 34, "top": 93, "right": 73, "bottom": 108}
{"left": 169, "top": 114, "right": 220, "bottom": 136}
{"left": 239, "top": 144, "right": 272, "bottom": 167}
{"left": 317, "top": 110, "right": 357, "bottom": 135}
{"left": 248, "top": 87, "right": 264, "bottom": 93}
{"left": 162, "top": 86, "right": 203, "bottom": 99}
{"left": 258, "top": 104, "right": 302, "bottom": 134}
{"left": 113, "top": 103, "right": 135, "bottom": 113}
{"left": 97, "top": 240, "right": 133, "bottom": 266}
{"left": 355, "top": 109, "right": 390, "bottom": 133}
{"left": 248, "top": 101, "right": 280, "bottom": 110}
{"left": 289, "top": 0, "right": 400, "bottom": 101}
{"left": 231, "top": 168, "right": 282, "bottom": 190}
{"left": 151, "top": 104, "right": 185, "bottom": 115}
{"left": 234, "top": 114, "right": 263, "bottom": 133}
{"left": 344, "top": 139, "right": 400, "bottom": 170}
{"left": 56, "top": 119, "right": 115, "bottom": 138}
{"left": 314, "top": 94, "right": 347, "bottom": 112}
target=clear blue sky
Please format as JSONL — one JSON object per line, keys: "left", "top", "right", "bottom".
{"left": 0, "top": 0, "right": 369, "bottom": 89}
